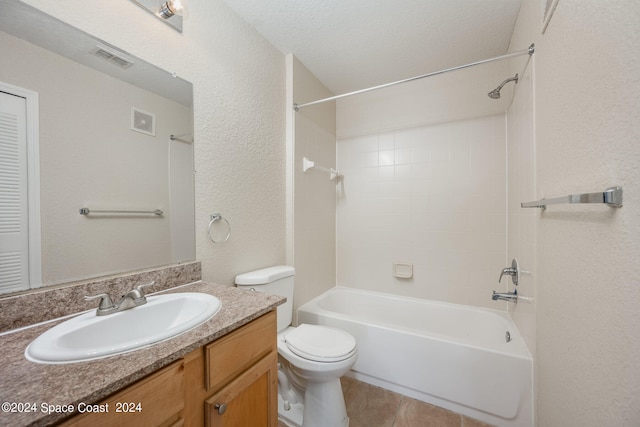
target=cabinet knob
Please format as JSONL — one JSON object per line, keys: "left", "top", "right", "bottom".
{"left": 215, "top": 403, "right": 227, "bottom": 415}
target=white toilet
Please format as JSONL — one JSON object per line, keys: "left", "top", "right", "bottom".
{"left": 235, "top": 266, "right": 357, "bottom": 427}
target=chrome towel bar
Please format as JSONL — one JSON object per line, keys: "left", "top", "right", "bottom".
{"left": 79, "top": 208, "right": 163, "bottom": 216}
{"left": 521, "top": 186, "right": 623, "bottom": 209}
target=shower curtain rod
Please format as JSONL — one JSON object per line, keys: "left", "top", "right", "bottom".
{"left": 293, "top": 43, "right": 535, "bottom": 111}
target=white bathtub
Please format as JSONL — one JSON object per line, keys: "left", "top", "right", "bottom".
{"left": 297, "top": 287, "right": 533, "bottom": 427}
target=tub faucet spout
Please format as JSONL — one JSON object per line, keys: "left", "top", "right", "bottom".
{"left": 492, "top": 289, "right": 517, "bottom": 303}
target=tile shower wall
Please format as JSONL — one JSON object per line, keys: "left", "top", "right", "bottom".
{"left": 337, "top": 114, "right": 507, "bottom": 309}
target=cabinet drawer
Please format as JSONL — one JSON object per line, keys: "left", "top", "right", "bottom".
{"left": 61, "top": 359, "right": 184, "bottom": 427}
{"left": 205, "top": 311, "right": 276, "bottom": 391}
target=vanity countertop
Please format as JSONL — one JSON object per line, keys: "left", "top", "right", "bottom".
{"left": 0, "top": 281, "right": 285, "bottom": 427}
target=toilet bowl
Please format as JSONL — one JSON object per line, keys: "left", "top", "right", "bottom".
{"left": 277, "top": 325, "right": 357, "bottom": 427}
{"left": 235, "top": 266, "right": 357, "bottom": 427}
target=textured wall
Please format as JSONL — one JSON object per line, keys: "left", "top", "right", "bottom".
{"left": 510, "top": 0, "right": 640, "bottom": 425}
{"left": 21, "top": 0, "right": 287, "bottom": 286}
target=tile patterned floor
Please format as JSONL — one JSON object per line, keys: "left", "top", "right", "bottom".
{"left": 279, "top": 376, "right": 496, "bottom": 427}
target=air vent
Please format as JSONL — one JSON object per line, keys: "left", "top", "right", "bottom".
{"left": 90, "top": 43, "right": 134, "bottom": 69}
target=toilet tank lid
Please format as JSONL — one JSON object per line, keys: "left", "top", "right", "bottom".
{"left": 235, "top": 266, "right": 295, "bottom": 285}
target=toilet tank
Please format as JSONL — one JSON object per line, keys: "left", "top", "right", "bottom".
{"left": 235, "top": 266, "right": 294, "bottom": 333}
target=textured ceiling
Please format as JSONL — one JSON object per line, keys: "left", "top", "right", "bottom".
{"left": 223, "top": 0, "right": 523, "bottom": 95}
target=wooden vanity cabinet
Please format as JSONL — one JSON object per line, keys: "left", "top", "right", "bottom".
{"left": 60, "top": 310, "right": 278, "bottom": 427}
{"left": 185, "top": 310, "right": 278, "bottom": 427}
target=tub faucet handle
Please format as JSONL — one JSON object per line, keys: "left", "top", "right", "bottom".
{"left": 498, "top": 258, "right": 520, "bottom": 286}
{"left": 498, "top": 267, "right": 516, "bottom": 282}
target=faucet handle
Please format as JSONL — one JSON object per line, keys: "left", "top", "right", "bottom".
{"left": 134, "top": 280, "right": 155, "bottom": 295}
{"left": 498, "top": 267, "right": 516, "bottom": 283}
{"left": 84, "top": 293, "right": 115, "bottom": 310}
{"left": 126, "top": 281, "right": 155, "bottom": 301}
{"left": 498, "top": 258, "right": 520, "bottom": 286}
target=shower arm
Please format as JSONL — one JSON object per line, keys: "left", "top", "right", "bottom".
{"left": 488, "top": 73, "right": 519, "bottom": 99}
{"left": 495, "top": 75, "right": 519, "bottom": 92}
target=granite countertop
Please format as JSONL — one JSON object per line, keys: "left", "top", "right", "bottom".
{"left": 0, "top": 281, "right": 285, "bottom": 427}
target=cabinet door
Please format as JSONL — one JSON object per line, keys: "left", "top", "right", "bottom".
{"left": 205, "top": 351, "right": 277, "bottom": 427}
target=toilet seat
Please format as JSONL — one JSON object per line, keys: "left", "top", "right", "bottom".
{"left": 283, "top": 324, "right": 356, "bottom": 362}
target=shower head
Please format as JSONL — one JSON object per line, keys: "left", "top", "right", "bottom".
{"left": 487, "top": 88, "right": 502, "bottom": 99}
{"left": 488, "top": 73, "right": 519, "bottom": 99}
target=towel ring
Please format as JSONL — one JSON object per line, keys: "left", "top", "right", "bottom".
{"left": 208, "top": 213, "right": 231, "bottom": 244}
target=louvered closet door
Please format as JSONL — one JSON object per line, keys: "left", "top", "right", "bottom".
{"left": 0, "top": 91, "right": 29, "bottom": 293}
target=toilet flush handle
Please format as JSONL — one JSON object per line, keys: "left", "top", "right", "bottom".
{"left": 215, "top": 403, "right": 227, "bottom": 415}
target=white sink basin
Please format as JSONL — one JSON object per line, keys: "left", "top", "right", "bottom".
{"left": 25, "top": 292, "right": 221, "bottom": 364}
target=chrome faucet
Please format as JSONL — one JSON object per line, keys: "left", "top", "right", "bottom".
{"left": 85, "top": 281, "right": 155, "bottom": 316}
{"left": 492, "top": 289, "right": 518, "bottom": 303}
{"left": 492, "top": 258, "right": 520, "bottom": 303}
{"left": 498, "top": 258, "right": 520, "bottom": 286}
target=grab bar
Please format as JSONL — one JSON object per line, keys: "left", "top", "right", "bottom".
{"left": 521, "top": 186, "right": 622, "bottom": 209}
{"left": 79, "top": 208, "right": 163, "bottom": 216}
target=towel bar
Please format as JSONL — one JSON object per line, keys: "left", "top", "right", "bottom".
{"left": 521, "top": 187, "right": 622, "bottom": 209}
{"left": 79, "top": 208, "right": 163, "bottom": 216}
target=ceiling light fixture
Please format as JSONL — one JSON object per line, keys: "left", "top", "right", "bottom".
{"left": 156, "top": 0, "right": 184, "bottom": 19}
{"left": 129, "top": 0, "right": 185, "bottom": 32}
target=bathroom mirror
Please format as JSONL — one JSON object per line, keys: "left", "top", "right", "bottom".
{"left": 0, "top": 1, "right": 195, "bottom": 295}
